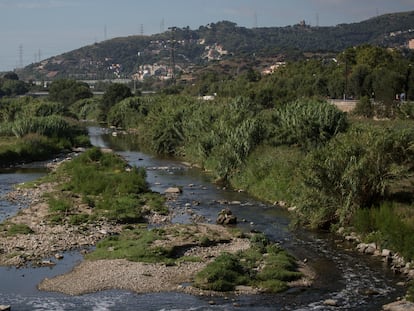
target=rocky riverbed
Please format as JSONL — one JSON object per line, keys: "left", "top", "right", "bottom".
{"left": 0, "top": 181, "right": 123, "bottom": 267}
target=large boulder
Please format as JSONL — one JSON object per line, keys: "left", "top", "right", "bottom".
{"left": 216, "top": 208, "right": 237, "bottom": 225}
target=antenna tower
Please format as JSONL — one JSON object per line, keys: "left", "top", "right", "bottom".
{"left": 140, "top": 24, "right": 144, "bottom": 36}
{"left": 316, "top": 13, "right": 319, "bottom": 27}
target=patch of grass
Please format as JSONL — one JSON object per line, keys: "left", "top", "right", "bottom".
{"left": 86, "top": 226, "right": 173, "bottom": 263}
{"left": 194, "top": 232, "right": 302, "bottom": 293}
{"left": 0, "top": 222, "right": 34, "bottom": 236}
{"left": 69, "top": 213, "right": 90, "bottom": 225}
{"left": 194, "top": 253, "right": 249, "bottom": 291}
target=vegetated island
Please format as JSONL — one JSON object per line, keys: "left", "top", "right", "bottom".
{"left": 1, "top": 147, "right": 312, "bottom": 296}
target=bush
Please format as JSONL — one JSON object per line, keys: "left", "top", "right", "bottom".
{"left": 353, "top": 96, "right": 374, "bottom": 118}
{"left": 194, "top": 253, "right": 247, "bottom": 291}
{"left": 4, "top": 223, "right": 34, "bottom": 236}
{"left": 295, "top": 124, "right": 414, "bottom": 228}
{"left": 353, "top": 202, "right": 414, "bottom": 260}
{"left": 267, "top": 99, "right": 348, "bottom": 149}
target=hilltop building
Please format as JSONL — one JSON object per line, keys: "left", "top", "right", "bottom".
{"left": 409, "top": 39, "right": 414, "bottom": 50}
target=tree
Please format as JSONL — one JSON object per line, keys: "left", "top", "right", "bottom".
{"left": 100, "top": 83, "right": 133, "bottom": 121}
{"left": 3, "top": 72, "right": 19, "bottom": 80}
{"left": 295, "top": 125, "right": 414, "bottom": 228}
{"left": 48, "top": 79, "right": 93, "bottom": 107}
{"left": 1, "top": 79, "right": 29, "bottom": 96}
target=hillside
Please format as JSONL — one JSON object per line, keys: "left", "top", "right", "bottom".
{"left": 17, "top": 10, "right": 414, "bottom": 81}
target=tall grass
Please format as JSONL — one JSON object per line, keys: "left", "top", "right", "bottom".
{"left": 353, "top": 202, "right": 414, "bottom": 260}
{"left": 230, "top": 145, "right": 304, "bottom": 203}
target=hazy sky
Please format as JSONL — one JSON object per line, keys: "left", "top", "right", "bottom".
{"left": 1, "top": 0, "right": 414, "bottom": 72}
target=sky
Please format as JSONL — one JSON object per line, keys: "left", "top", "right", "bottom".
{"left": 1, "top": 0, "right": 414, "bottom": 72}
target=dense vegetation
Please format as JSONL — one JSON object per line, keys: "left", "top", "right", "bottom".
{"left": 0, "top": 87, "right": 91, "bottom": 166}
{"left": 44, "top": 147, "right": 165, "bottom": 225}
{"left": 0, "top": 72, "right": 29, "bottom": 97}
{"left": 194, "top": 233, "right": 301, "bottom": 292}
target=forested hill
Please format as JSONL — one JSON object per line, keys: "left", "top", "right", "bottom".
{"left": 19, "top": 10, "right": 414, "bottom": 80}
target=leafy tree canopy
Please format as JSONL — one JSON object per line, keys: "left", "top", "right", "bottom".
{"left": 48, "top": 79, "right": 93, "bottom": 107}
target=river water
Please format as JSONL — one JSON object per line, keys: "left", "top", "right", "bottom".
{"left": 0, "top": 127, "right": 406, "bottom": 310}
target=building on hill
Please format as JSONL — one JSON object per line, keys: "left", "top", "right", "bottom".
{"left": 409, "top": 39, "right": 414, "bottom": 50}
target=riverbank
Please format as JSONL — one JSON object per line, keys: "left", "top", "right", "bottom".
{"left": 0, "top": 151, "right": 313, "bottom": 298}
{"left": 0, "top": 170, "right": 123, "bottom": 267}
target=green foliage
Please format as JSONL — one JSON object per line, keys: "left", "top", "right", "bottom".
{"left": 48, "top": 79, "right": 93, "bottom": 107}
{"left": 194, "top": 253, "right": 248, "bottom": 291}
{"left": 0, "top": 73, "right": 28, "bottom": 97}
{"left": 295, "top": 123, "right": 414, "bottom": 228}
{"left": 86, "top": 227, "right": 169, "bottom": 263}
{"left": 71, "top": 97, "right": 102, "bottom": 121}
{"left": 0, "top": 96, "right": 90, "bottom": 166}
{"left": 69, "top": 214, "right": 90, "bottom": 225}
{"left": 194, "top": 233, "right": 302, "bottom": 293}
{"left": 407, "top": 281, "right": 414, "bottom": 302}
{"left": 51, "top": 147, "right": 151, "bottom": 224}
{"left": 96, "top": 195, "right": 144, "bottom": 224}
{"left": 0, "top": 134, "right": 62, "bottom": 166}
{"left": 11, "top": 115, "right": 71, "bottom": 138}
{"left": 353, "top": 202, "right": 414, "bottom": 260}
{"left": 231, "top": 145, "right": 304, "bottom": 204}
{"left": 0, "top": 222, "right": 34, "bottom": 236}
{"left": 107, "top": 96, "right": 149, "bottom": 128}
{"left": 267, "top": 99, "right": 348, "bottom": 149}
{"left": 353, "top": 96, "right": 374, "bottom": 118}
{"left": 100, "top": 83, "right": 133, "bottom": 119}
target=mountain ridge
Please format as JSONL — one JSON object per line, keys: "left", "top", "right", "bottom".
{"left": 17, "top": 10, "right": 414, "bottom": 81}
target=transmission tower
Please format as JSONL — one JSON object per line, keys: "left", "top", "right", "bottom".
{"left": 254, "top": 11, "right": 258, "bottom": 28}
{"left": 140, "top": 24, "right": 144, "bottom": 36}
{"left": 18, "top": 44, "right": 23, "bottom": 68}
{"left": 168, "top": 26, "right": 176, "bottom": 84}
{"left": 160, "top": 18, "right": 165, "bottom": 33}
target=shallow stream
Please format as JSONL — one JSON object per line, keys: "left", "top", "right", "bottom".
{"left": 0, "top": 127, "right": 405, "bottom": 310}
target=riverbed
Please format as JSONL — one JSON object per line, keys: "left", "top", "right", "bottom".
{"left": 0, "top": 127, "right": 406, "bottom": 310}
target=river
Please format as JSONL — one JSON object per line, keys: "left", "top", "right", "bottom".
{"left": 0, "top": 127, "right": 405, "bottom": 310}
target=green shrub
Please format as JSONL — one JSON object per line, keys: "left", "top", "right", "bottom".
{"left": 267, "top": 99, "right": 348, "bottom": 149}
{"left": 194, "top": 253, "right": 248, "bottom": 291}
{"left": 87, "top": 227, "right": 169, "bottom": 263}
{"left": 295, "top": 124, "right": 414, "bottom": 228}
{"left": 48, "top": 196, "right": 72, "bottom": 214}
{"left": 194, "top": 233, "right": 302, "bottom": 293}
{"left": 96, "top": 195, "right": 143, "bottom": 224}
{"left": 5, "top": 223, "right": 34, "bottom": 236}
{"left": 69, "top": 214, "right": 90, "bottom": 225}
{"left": 353, "top": 202, "right": 414, "bottom": 260}
{"left": 231, "top": 145, "right": 304, "bottom": 204}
